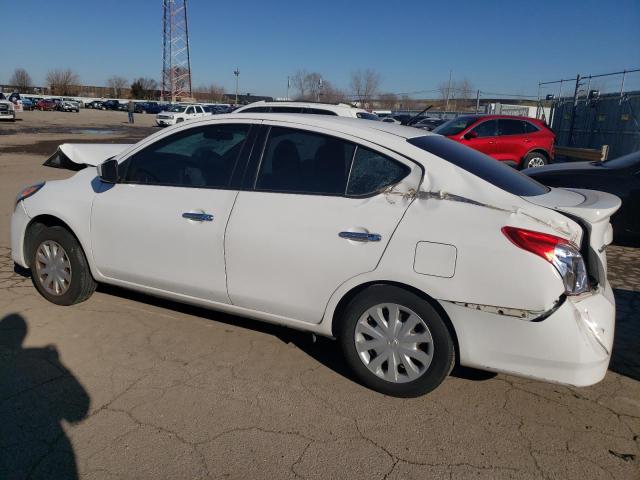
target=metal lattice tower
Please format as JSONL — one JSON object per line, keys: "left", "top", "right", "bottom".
{"left": 162, "top": 0, "right": 192, "bottom": 102}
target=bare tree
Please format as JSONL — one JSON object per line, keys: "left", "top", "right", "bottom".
{"left": 9, "top": 68, "right": 32, "bottom": 91}
{"left": 320, "top": 80, "right": 347, "bottom": 103}
{"left": 455, "top": 78, "right": 474, "bottom": 110}
{"left": 107, "top": 75, "right": 128, "bottom": 98}
{"left": 290, "top": 70, "right": 325, "bottom": 101}
{"left": 131, "top": 77, "right": 159, "bottom": 99}
{"left": 377, "top": 92, "right": 398, "bottom": 110}
{"left": 46, "top": 69, "right": 80, "bottom": 96}
{"left": 194, "top": 83, "right": 226, "bottom": 102}
{"left": 350, "top": 69, "right": 381, "bottom": 108}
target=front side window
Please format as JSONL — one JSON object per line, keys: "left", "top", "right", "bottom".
{"left": 499, "top": 119, "right": 526, "bottom": 136}
{"left": 185, "top": 106, "right": 194, "bottom": 115}
{"left": 123, "top": 124, "right": 249, "bottom": 188}
{"left": 256, "top": 127, "right": 355, "bottom": 195}
{"left": 472, "top": 119, "right": 498, "bottom": 138}
{"left": 347, "top": 147, "right": 410, "bottom": 196}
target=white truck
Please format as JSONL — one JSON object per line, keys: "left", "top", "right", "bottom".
{"left": 155, "top": 104, "right": 210, "bottom": 127}
{"left": 0, "top": 93, "right": 16, "bottom": 121}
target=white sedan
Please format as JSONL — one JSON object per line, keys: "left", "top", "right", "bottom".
{"left": 11, "top": 114, "right": 619, "bottom": 397}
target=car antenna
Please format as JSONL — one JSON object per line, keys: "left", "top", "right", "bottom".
{"left": 406, "top": 105, "right": 433, "bottom": 125}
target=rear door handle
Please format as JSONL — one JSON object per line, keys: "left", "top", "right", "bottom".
{"left": 339, "top": 231, "right": 382, "bottom": 242}
{"left": 182, "top": 212, "right": 214, "bottom": 222}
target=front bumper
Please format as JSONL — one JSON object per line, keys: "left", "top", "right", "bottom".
{"left": 156, "top": 118, "right": 176, "bottom": 126}
{"left": 11, "top": 202, "right": 31, "bottom": 267}
{"left": 441, "top": 284, "right": 615, "bottom": 387}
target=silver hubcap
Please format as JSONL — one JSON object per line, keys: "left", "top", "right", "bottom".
{"left": 35, "top": 240, "right": 72, "bottom": 296}
{"left": 355, "top": 303, "right": 434, "bottom": 383}
{"left": 528, "top": 157, "right": 545, "bottom": 168}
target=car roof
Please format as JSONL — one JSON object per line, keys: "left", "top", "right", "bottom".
{"left": 210, "top": 113, "right": 431, "bottom": 140}
{"left": 236, "top": 101, "right": 366, "bottom": 112}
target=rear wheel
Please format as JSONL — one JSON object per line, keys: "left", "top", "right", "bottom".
{"left": 337, "top": 285, "right": 455, "bottom": 397}
{"left": 522, "top": 152, "right": 548, "bottom": 169}
{"left": 29, "top": 225, "right": 96, "bottom": 306}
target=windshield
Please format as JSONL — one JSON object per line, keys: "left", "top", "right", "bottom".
{"left": 408, "top": 135, "right": 550, "bottom": 197}
{"left": 168, "top": 105, "right": 186, "bottom": 113}
{"left": 433, "top": 116, "right": 479, "bottom": 136}
{"left": 602, "top": 150, "right": 640, "bottom": 169}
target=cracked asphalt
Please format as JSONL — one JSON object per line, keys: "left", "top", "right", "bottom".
{"left": 0, "top": 110, "right": 639, "bottom": 479}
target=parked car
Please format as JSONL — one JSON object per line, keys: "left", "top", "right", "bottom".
{"left": 134, "top": 101, "right": 163, "bottom": 114}
{"left": 235, "top": 101, "right": 379, "bottom": 120}
{"left": 433, "top": 115, "right": 555, "bottom": 169}
{"left": 21, "top": 97, "right": 34, "bottom": 111}
{"left": 58, "top": 100, "right": 80, "bottom": 112}
{"left": 525, "top": 150, "right": 640, "bottom": 245}
{"left": 410, "top": 117, "right": 447, "bottom": 131}
{"left": 155, "top": 103, "right": 210, "bottom": 126}
{"left": 101, "top": 100, "right": 121, "bottom": 110}
{"left": 86, "top": 100, "right": 104, "bottom": 109}
{"left": 203, "top": 104, "right": 232, "bottom": 114}
{"left": 0, "top": 94, "right": 16, "bottom": 121}
{"left": 35, "top": 99, "right": 58, "bottom": 111}
{"left": 13, "top": 115, "right": 619, "bottom": 397}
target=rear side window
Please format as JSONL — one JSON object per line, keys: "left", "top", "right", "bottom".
{"left": 307, "top": 108, "right": 337, "bottom": 116}
{"left": 241, "top": 106, "right": 270, "bottom": 113}
{"left": 270, "top": 106, "right": 305, "bottom": 113}
{"left": 499, "top": 119, "right": 526, "bottom": 136}
{"left": 407, "top": 136, "right": 549, "bottom": 196}
{"left": 347, "top": 147, "right": 410, "bottom": 196}
{"left": 256, "top": 127, "right": 355, "bottom": 195}
{"left": 524, "top": 122, "right": 540, "bottom": 133}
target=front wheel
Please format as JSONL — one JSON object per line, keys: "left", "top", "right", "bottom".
{"left": 29, "top": 225, "right": 96, "bottom": 306}
{"left": 522, "top": 152, "right": 548, "bottom": 169}
{"left": 337, "top": 285, "right": 455, "bottom": 397}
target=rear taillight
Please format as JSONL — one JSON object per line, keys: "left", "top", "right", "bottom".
{"left": 502, "top": 226, "right": 589, "bottom": 295}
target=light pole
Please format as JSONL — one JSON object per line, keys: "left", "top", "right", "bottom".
{"left": 233, "top": 68, "right": 240, "bottom": 104}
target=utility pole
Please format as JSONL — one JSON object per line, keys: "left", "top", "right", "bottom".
{"left": 286, "top": 76, "right": 290, "bottom": 100}
{"left": 445, "top": 69, "right": 452, "bottom": 112}
{"left": 233, "top": 68, "right": 240, "bottom": 104}
{"left": 475, "top": 89, "right": 480, "bottom": 113}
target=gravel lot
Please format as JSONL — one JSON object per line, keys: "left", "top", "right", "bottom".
{"left": 1, "top": 109, "right": 639, "bottom": 480}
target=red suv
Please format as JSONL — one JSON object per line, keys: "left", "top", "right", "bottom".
{"left": 36, "top": 99, "right": 58, "bottom": 111}
{"left": 433, "top": 115, "right": 555, "bottom": 169}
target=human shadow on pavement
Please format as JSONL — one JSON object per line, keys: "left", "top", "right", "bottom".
{"left": 0, "top": 313, "right": 90, "bottom": 480}
{"left": 610, "top": 288, "right": 640, "bottom": 381}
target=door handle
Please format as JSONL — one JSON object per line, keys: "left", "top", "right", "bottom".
{"left": 182, "top": 212, "right": 214, "bottom": 222}
{"left": 339, "top": 231, "right": 382, "bottom": 242}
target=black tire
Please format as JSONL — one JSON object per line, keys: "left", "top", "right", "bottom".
{"left": 521, "top": 152, "right": 548, "bottom": 169}
{"left": 28, "top": 225, "right": 96, "bottom": 306}
{"left": 337, "top": 285, "right": 455, "bottom": 397}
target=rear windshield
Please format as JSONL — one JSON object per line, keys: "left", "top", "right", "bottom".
{"left": 432, "top": 116, "right": 479, "bottom": 136}
{"left": 407, "top": 135, "right": 550, "bottom": 197}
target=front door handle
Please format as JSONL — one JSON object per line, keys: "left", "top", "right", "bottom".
{"left": 182, "top": 212, "right": 214, "bottom": 222}
{"left": 339, "top": 231, "right": 382, "bottom": 242}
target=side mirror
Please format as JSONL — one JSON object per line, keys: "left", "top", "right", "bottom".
{"left": 463, "top": 130, "right": 478, "bottom": 140}
{"left": 97, "top": 158, "right": 119, "bottom": 183}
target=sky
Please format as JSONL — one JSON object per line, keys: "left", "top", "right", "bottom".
{"left": 2, "top": 0, "right": 639, "bottom": 98}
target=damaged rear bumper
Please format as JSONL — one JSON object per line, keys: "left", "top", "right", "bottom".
{"left": 440, "top": 284, "right": 615, "bottom": 387}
